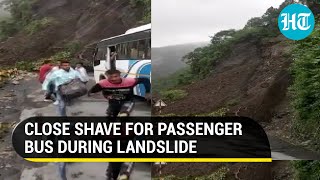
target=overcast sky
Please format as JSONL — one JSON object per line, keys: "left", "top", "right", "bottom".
{"left": 152, "top": 0, "right": 284, "bottom": 47}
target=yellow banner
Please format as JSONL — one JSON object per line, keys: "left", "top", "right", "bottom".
{"left": 26, "top": 158, "right": 272, "bottom": 163}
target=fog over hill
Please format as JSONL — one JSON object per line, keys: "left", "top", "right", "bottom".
{"left": 0, "top": 0, "right": 9, "bottom": 16}
{"left": 152, "top": 42, "right": 208, "bottom": 79}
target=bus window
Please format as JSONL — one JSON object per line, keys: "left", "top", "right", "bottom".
{"left": 109, "top": 46, "right": 116, "bottom": 70}
{"left": 95, "top": 47, "right": 108, "bottom": 61}
{"left": 138, "top": 39, "right": 146, "bottom": 59}
{"left": 128, "top": 41, "right": 138, "bottom": 60}
{"left": 110, "top": 46, "right": 116, "bottom": 53}
{"left": 117, "top": 43, "right": 129, "bottom": 60}
{"left": 146, "top": 38, "right": 151, "bottom": 59}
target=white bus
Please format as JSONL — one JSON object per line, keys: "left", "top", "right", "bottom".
{"left": 93, "top": 24, "right": 151, "bottom": 98}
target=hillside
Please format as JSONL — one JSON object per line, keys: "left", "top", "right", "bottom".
{"left": 155, "top": 1, "right": 320, "bottom": 146}
{"left": 152, "top": 42, "right": 208, "bottom": 79}
{"left": 161, "top": 35, "right": 291, "bottom": 120}
{"left": 0, "top": 0, "right": 150, "bottom": 67}
{"left": 153, "top": 1, "right": 320, "bottom": 178}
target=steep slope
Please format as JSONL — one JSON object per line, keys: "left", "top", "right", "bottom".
{"left": 0, "top": 0, "right": 147, "bottom": 66}
{"left": 161, "top": 35, "right": 292, "bottom": 123}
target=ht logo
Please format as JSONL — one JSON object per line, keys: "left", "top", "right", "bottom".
{"left": 281, "top": 13, "right": 312, "bottom": 31}
{"left": 278, "top": 4, "right": 315, "bottom": 40}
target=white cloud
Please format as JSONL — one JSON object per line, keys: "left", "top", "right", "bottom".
{"left": 152, "top": 0, "right": 284, "bottom": 47}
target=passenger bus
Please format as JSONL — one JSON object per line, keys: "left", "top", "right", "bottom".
{"left": 93, "top": 24, "right": 151, "bottom": 98}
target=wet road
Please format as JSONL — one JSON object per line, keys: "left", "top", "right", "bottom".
{"left": 20, "top": 163, "right": 151, "bottom": 180}
{"left": 269, "top": 135, "right": 320, "bottom": 160}
{"left": 16, "top": 76, "right": 152, "bottom": 180}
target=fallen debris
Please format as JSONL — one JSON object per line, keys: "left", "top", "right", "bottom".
{"left": 11, "top": 80, "right": 19, "bottom": 85}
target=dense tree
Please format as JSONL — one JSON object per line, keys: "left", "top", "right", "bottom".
{"left": 245, "top": 17, "right": 264, "bottom": 28}
{"left": 130, "top": 0, "right": 151, "bottom": 23}
{"left": 0, "top": 0, "right": 36, "bottom": 25}
{"left": 293, "top": 161, "right": 320, "bottom": 179}
{"left": 210, "top": 29, "right": 236, "bottom": 44}
{"left": 290, "top": 19, "right": 320, "bottom": 144}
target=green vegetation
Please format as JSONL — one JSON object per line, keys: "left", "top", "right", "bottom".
{"left": 226, "top": 98, "right": 240, "bottom": 107}
{"left": 182, "top": 6, "right": 282, "bottom": 80}
{"left": 153, "top": 166, "right": 229, "bottom": 180}
{"left": 0, "top": 123, "right": 12, "bottom": 139}
{"left": 65, "top": 41, "right": 83, "bottom": 54}
{"left": 51, "top": 51, "right": 72, "bottom": 61}
{"left": 24, "top": 17, "right": 54, "bottom": 35}
{"left": 13, "top": 50, "right": 73, "bottom": 71}
{"left": 290, "top": 19, "right": 320, "bottom": 148}
{"left": 0, "top": 17, "right": 19, "bottom": 40}
{"left": 15, "top": 61, "right": 37, "bottom": 71}
{"left": 0, "top": 0, "right": 39, "bottom": 40}
{"left": 153, "top": 67, "right": 195, "bottom": 94}
{"left": 158, "top": 108, "right": 228, "bottom": 117}
{"left": 201, "top": 166, "right": 229, "bottom": 180}
{"left": 292, "top": 161, "right": 320, "bottom": 180}
{"left": 0, "top": 0, "right": 151, "bottom": 40}
{"left": 200, "top": 108, "right": 229, "bottom": 117}
{"left": 1, "top": 0, "right": 38, "bottom": 25}
{"left": 161, "top": 89, "right": 188, "bottom": 101}
{"left": 130, "top": 0, "right": 151, "bottom": 23}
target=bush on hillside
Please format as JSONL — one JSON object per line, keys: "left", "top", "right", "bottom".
{"left": 24, "top": 17, "right": 54, "bottom": 35}
{"left": 161, "top": 89, "right": 188, "bottom": 101}
{"left": 0, "top": 18, "right": 19, "bottom": 40}
{"left": 0, "top": 0, "right": 38, "bottom": 40}
{"left": 290, "top": 20, "right": 320, "bottom": 146}
{"left": 292, "top": 161, "right": 320, "bottom": 180}
{"left": 15, "top": 61, "right": 37, "bottom": 71}
{"left": 65, "top": 41, "right": 83, "bottom": 54}
{"left": 153, "top": 67, "right": 195, "bottom": 94}
{"left": 1, "top": 0, "right": 37, "bottom": 25}
{"left": 180, "top": 0, "right": 288, "bottom": 82}
{"left": 130, "top": 0, "right": 151, "bottom": 23}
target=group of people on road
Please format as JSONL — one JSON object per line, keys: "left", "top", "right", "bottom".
{"left": 37, "top": 59, "right": 151, "bottom": 180}
{"left": 39, "top": 60, "right": 89, "bottom": 108}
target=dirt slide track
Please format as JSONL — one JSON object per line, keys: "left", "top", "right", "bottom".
{"left": 162, "top": 35, "right": 292, "bottom": 123}
{"left": 0, "top": 0, "right": 142, "bottom": 66}
{"left": 158, "top": 35, "right": 320, "bottom": 160}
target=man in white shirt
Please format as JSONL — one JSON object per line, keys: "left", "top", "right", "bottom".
{"left": 75, "top": 62, "right": 89, "bottom": 84}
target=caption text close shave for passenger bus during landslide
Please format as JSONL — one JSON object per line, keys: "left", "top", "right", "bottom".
{"left": 24, "top": 122, "right": 243, "bottom": 136}
{"left": 25, "top": 139, "right": 199, "bottom": 154}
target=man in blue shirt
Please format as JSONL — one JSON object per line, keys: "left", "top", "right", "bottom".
{"left": 42, "top": 60, "right": 86, "bottom": 180}
{"left": 43, "top": 60, "right": 86, "bottom": 116}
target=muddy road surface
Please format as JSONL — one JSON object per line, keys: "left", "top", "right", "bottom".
{"left": 0, "top": 73, "right": 151, "bottom": 180}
